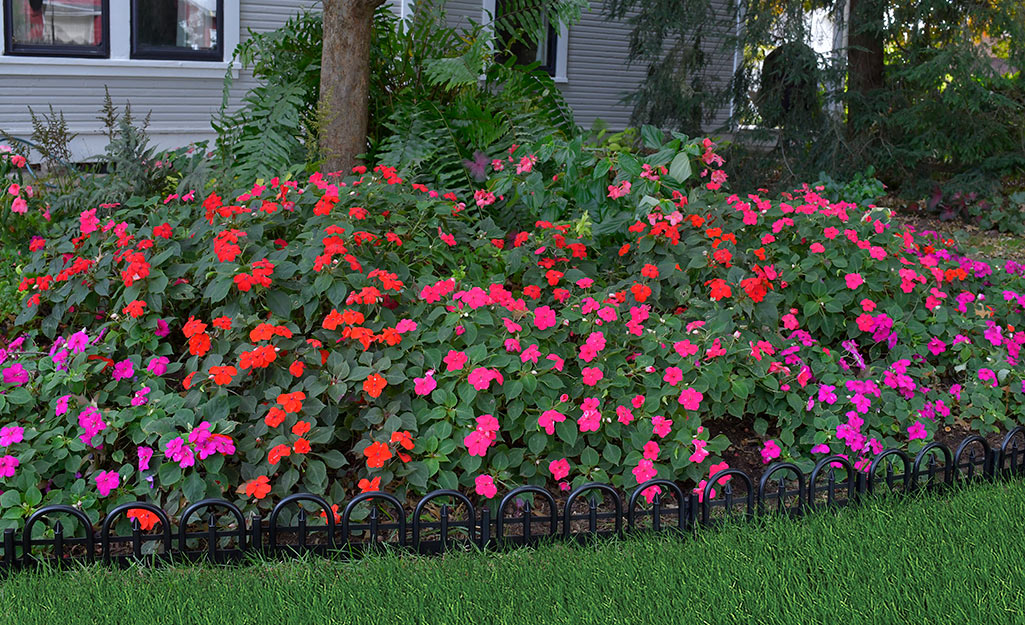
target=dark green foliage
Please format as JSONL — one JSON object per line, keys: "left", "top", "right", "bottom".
{"left": 605, "top": 0, "right": 1025, "bottom": 196}
{"left": 215, "top": 0, "right": 585, "bottom": 189}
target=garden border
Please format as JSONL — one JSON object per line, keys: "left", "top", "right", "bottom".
{"left": 2, "top": 427, "right": 1023, "bottom": 570}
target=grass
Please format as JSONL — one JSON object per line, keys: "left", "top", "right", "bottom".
{"left": 2, "top": 481, "right": 1025, "bottom": 624}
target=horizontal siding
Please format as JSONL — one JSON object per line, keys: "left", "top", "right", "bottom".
{"left": 0, "top": 0, "right": 316, "bottom": 159}
{"left": 440, "top": 0, "right": 485, "bottom": 30}
{"left": 562, "top": 1, "right": 736, "bottom": 133}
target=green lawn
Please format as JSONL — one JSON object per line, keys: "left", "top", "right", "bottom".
{"left": 2, "top": 480, "right": 1025, "bottom": 624}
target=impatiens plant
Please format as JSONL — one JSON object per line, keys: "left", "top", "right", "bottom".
{"left": 3, "top": 129, "right": 1025, "bottom": 530}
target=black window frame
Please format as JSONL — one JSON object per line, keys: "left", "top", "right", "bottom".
{"left": 130, "top": 0, "right": 223, "bottom": 62}
{"left": 536, "top": 20, "right": 558, "bottom": 77}
{"left": 3, "top": 0, "right": 110, "bottom": 58}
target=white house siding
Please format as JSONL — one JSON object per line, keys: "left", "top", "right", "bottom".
{"left": 0, "top": 0, "right": 317, "bottom": 161}
{"left": 560, "top": 1, "right": 735, "bottom": 133}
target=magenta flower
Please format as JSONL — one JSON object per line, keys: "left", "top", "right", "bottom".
{"left": 2, "top": 363, "right": 28, "bottom": 385}
{"left": 907, "top": 421, "right": 927, "bottom": 440}
{"left": 538, "top": 409, "right": 566, "bottom": 435}
{"left": 810, "top": 443, "right": 831, "bottom": 454}
{"left": 66, "top": 330, "right": 89, "bottom": 354}
{"left": 651, "top": 415, "right": 673, "bottom": 438}
{"left": 395, "top": 319, "right": 417, "bottom": 333}
{"left": 678, "top": 387, "right": 703, "bottom": 410}
{"left": 581, "top": 367, "right": 603, "bottom": 386}
{"left": 761, "top": 440, "right": 781, "bottom": 463}
{"left": 131, "top": 387, "right": 151, "bottom": 406}
{"left": 549, "top": 458, "right": 570, "bottom": 480}
{"left": 147, "top": 356, "right": 169, "bottom": 376}
{"left": 154, "top": 319, "right": 170, "bottom": 338}
{"left": 0, "top": 426, "right": 24, "bottom": 446}
{"left": 55, "top": 394, "right": 71, "bottom": 417}
{"left": 413, "top": 371, "right": 437, "bottom": 396}
{"left": 443, "top": 350, "right": 467, "bottom": 372}
{"left": 0, "top": 454, "right": 19, "bottom": 478}
{"left": 978, "top": 368, "right": 998, "bottom": 387}
{"left": 112, "top": 359, "right": 135, "bottom": 381}
{"left": 663, "top": 367, "right": 683, "bottom": 386}
{"left": 632, "top": 458, "right": 657, "bottom": 485}
{"left": 533, "top": 306, "right": 557, "bottom": 331}
{"left": 689, "top": 439, "right": 709, "bottom": 463}
{"left": 77, "top": 407, "right": 106, "bottom": 447}
{"left": 137, "top": 446, "right": 153, "bottom": 471}
{"left": 95, "top": 470, "right": 120, "bottom": 496}
{"left": 474, "top": 474, "right": 498, "bottom": 499}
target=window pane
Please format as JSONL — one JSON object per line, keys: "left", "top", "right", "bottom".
{"left": 9, "top": 0, "right": 104, "bottom": 47}
{"left": 136, "top": 0, "right": 218, "bottom": 52}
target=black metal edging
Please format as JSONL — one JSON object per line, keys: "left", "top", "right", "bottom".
{"left": 2, "top": 437, "right": 1024, "bottom": 571}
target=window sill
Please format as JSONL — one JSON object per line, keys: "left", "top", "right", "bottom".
{"left": 0, "top": 56, "right": 238, "bottom": 79}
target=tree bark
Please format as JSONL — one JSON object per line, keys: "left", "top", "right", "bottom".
{"left": 319, "top": 0, "right": 385, "bottom": 173}
{"left": 846, "top": 0, "right": 885, "bottom": 131}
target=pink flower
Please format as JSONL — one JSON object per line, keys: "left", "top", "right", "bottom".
{"left": 154, "top": 319, "right": 170, "bottom": 338}
{"left": 95, "top": 470, "right": 120, "bottom": 496}
{"left": 810, "top": 443, "right": 831, "bottom": 454}
{"left": 112, "top": 359, "right": 135, "bottom": 381}
{"left": 547, "top": 353, "right": 564, "bottom": 371}
{"left": 581, "top": 367, "right": 603, "bottom": 386}
{"left": 533, "top": 306, "right": 557, "bottom": 330}
{"left": 927, "top": 337, "right": 946, "bottom": 356}
{"left": 396, "top": 319, "right": 418, "bottom": 333}
{"left": 689, "top": 439, "right": 709, "bottom": 463}
{"left": 631, "top": 395, "right": 645, "bottom": 409}
{"left": 663, "top": 367, "right": 683, "bottom": 386}
{"left": 2, "top": 363, "right": 28, "bottom": 385}
{"left": 443, "top": 350, "right": 468, "bottom": 372}
{"left": 475, "top": 474, "right": 498, "bottom": 498}
{"left": 651, "top": 415, "right": 673, "bottom": 438}
{"left": 632, "top": 458, "right": 657, "bottom": 484}
{"left": 468, "top": 367, "right": 501, "bottom": 391}
{"left": 11, "top": 197, "right": 27, "bottom": 214}
{"left": 138, "top": 446, "right": 153, "bottom": 471}
{"left": 845, "top": 273, "right": 864, "bottom": 289}
{"left": 147, "top": 356, "right": 170, "bottom": 376}
{"left": 907, "top": 421, "right": 927, "bottom": 440}
{"left": 674, "top": 340, "right": 698, "bottom": 357}
{"left": 978, "top": 368, "right": 998, "bottom": 387}
{"left": 131, "top": 387, "right": 151, "bottom": 406}
{"left": 708, "top": 461, "right": 731, "bottom": 485}
{"left": 549, "top": 458, "right": 570, "bottom": 480}
{"left": 0, "top": 425, "right": 24, "bottom": 447}
{"left": 678, "top": 387, "right": 703, "bottom": 410}
{"left": 643, "top": 440, "right": 660, "bottom": 460}
{"left": 414, "top": 371, "right": 437, "bottom": 396}
{"left": 80, "top": 208, "right": 100, "bottom": 235}
{"left": 693, "top": 479, "right": 716, "bottom": 502}
{"left": 521, "top": 344, "right": 541, "bottom": 364}
{"left": 0, "top": 454, "right": 19, "bottom": 478}
{"left": 55, "top": 394, "right": 71, "bottom": 417}
{"left": 761, "top": 440, "right": 781, "bottom": 463}
{"left": 616, "top": 405, "right": 634, "bottom": 425}
{"left": 538, "top": 409, "right": 566, "bottom": 435}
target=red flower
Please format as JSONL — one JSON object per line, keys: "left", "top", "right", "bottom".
{"left": 245, "top": 475, "right": 272, "bottom": 499}
{"left": 153, "top": 223, "right": 172, "bottom": 239}
{"left": 641, "top": 264, "right": 659, "bottom": 279}
{"left": 209, "top": 366, "right": 237, "bottom": 386}
{"left": 363, "top": 374, "right": 387, "bottom": 399}
{"left": 390, "top": 431, "right": 414, "bottom": 451}
{"left": 182, "top": 316, "right": 207, "bottom": 338}
{"left": 188, "top": 332, "right": 211, "bottom": 357}
{"left": 289, "top": 361, "right": 304, "bottom": 377}
{"left": 292, "top": 421, "right": 311, "bottom": 437}
{"left": 706, "top": 278, "right": 732, "bottom": 301}
{"left": 212, "top": 316, "right": 232, "bottom": 330}
{"left": 268, "top": 444, "right": 291, "bottom": 465}
{"left": 293, "top": 438, "right": 311, "bottom": 454}
{"left": 183, "top": 372, "right": 196, "bottom": 390}
{"left": 358, "top": 477, "right": 381, "bottom": 493}
{"left": 630, "top": 283, "right": 652, "bottom": 303}
{"left": 277, "top": 391, "right": 306, "bottom": 414}
{"left": 363, "top": 441, "right": 391, "bottom": 468}
{"left": 122, "top": 300, "right": 146, "bottom": 318}
{"left": 126, "top": 509, "right": 160, "bottom": 531}
{"left": 319, "top": 504, "right": 341, "bottom": 524}
{"left": 265, "top": 407, "right": 286, "bottom": 428}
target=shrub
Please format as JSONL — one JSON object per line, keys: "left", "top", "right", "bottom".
{"left": 3, "top": 134, "right": 1025, "bottom": 530}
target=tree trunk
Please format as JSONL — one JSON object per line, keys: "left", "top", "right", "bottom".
{"left": 319, "top": 0, "right": 385, "bottom": 173}
{"left": 846, "top": 0, "right": 885, "bottom": 131}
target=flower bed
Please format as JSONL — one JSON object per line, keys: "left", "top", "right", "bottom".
{"left": 2, "top": 134, "right": 1025, "bottom": 530}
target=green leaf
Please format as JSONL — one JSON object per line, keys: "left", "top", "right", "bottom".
{"left": 266, "top": 290, "right": 293, "bottom": 318}
{"left": 669, "top": 152, "right": 692, "bottom": 182}
{"left": 158, "top": 462, "right": 182, "bottom": 486}
{"left": 182, "top": 471, "right": 205, "bottom": 502}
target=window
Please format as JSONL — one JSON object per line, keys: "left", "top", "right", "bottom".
{"left": 131, "top": 0, "right": 222, "bottom": 61}
{"left": 3, "top": 0, "right": 109, "bottom": 57}
{"left": 534, "top": 17, "right": 557, "bottom": 77}
{"left": 488, "top": 0, "right": 567, "bottom": 82}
